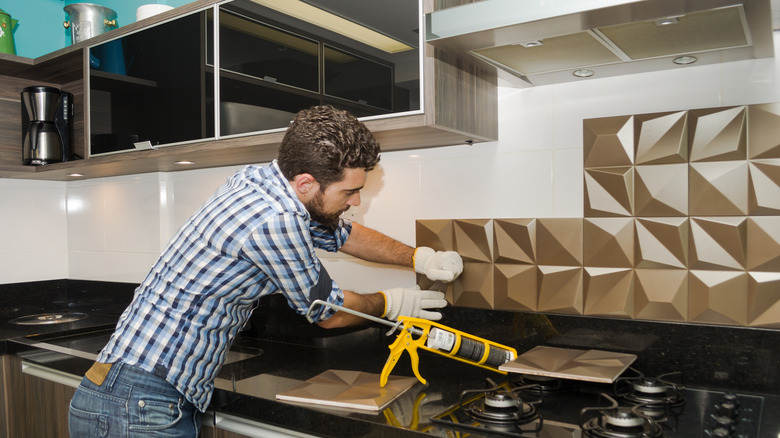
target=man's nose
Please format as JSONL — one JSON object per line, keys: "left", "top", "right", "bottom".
{"left": 347, "top": 192, "right": 361, "bottom": 206}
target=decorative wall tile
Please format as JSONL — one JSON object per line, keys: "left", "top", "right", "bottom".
{"left": 452, "top": 261, "right": 493, "bottom": 309}
{"left": 634, "top": 164, "right": 688, "bottom": 216}
{"left": 746, "top": 217, "right": 780, "bottom": 271}
{"left": 689, "top": 161, "right": 748, "bottom": 215}
{"left": 453, "top": 219, "right": 492, "bottom": 263}
{"left": 634, "top": 111, "right": 688, "bottom": 165}
{"left": 583, "top": 267, "right": 634, "bottom": 318}
{"left": 689, "top": 270, "right": 748, "bottom": 326}
{"left": 535, "top": 218, "right": 583, "bottom": 266}
{"left": 583, "top": 115, "right": 634, "bottom": 167}
{"left": 634, "top": 268, "right": 687, "bottom": 322}
{"left": 584, "top": 167, "right": 634, "bottom": 217}
{"left": 748, "top": 159, "right": 780, "bottom": 215}
{"left": 583, "top": 218, "right": 633, "bottom": 267}
{"left": 747, "top": 103, "right": 780, "bottom": 159}
{"left": 689, "top": 217, "right": 747, "bottom": 270}
{"left": 635, "top": 217, "right": 688, "bottom": 269}
{"left": 493, "top": 219, "right": 535, "bottom": 264}
{"left": 748, "top": 272, "right": 780, "bottom": 328}
{"left": 688, "top": 106, "right": 746, "bottom": 162}
{"left": 537, "top": 266, "right": 583, "bottom": 314}
{"left": 494, "top": 264, "right": 537, "bottom": 311}
{"left": 415, "top": 220, "right": 454, "bottom": 252}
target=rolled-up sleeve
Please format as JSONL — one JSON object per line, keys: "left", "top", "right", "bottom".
{"left": 242, "top": 212, "right": 343, "bottom": 322}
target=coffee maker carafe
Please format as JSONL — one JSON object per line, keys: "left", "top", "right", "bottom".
{"left": 21, "top": 86, "right": 73, "bottom": 165}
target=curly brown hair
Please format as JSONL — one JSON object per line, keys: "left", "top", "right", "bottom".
{"left": 277, "top": 105, "right": 381, "bottom": 189}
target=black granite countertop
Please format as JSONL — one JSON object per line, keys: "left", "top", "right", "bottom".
{"left": 2, "top": 280, "right": 779, "bottom": 437}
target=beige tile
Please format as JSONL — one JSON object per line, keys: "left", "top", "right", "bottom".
{"left": 689, "top": 161, "right": 748, "bottom": 216}
{"left": 634, "top": 164, "right": 688, "bottom": 216}
{"left": 688, "top": 106, "right": 746, "bottom": 162}
{"left": 689, "top": 217, "right": 747, "bottom": 270}
{"left": 493, "top": 218, "right": 535, "bottom": 264}
{"left": 536, "top": 218, "right": 583, "bottom": 266}
{"left": 748, "top": 272, "right": 780, "bottom": 328}
{"left": 747, "top": 159, "right": 780, "bottom": 215}
{"left": 537, "top": 266, "right": 583, "bottom": 314}
{"left": 689, "top": 270, "right": 748, "bottom": 326}
{"left": 746, "top": 216, "right": 780, "bottom": 271}
{"left": 583, "top": 115, "right": 634, "bottom": 168}
{"left": 415, "top": 220, "right": 454, "bottom": 252}
{"left": 583, "top": 267, "right": 634, "bottom": 318}
{"left": 634, "top": 268, "right": 687, "bottom": 322}
{"left": 635, "top": 111, "right": 688, "bottom": 165}
{"left": 584, "top": 218, "right": 634, "bottom": 268}
{"left": 452, "top": 261, "right": 493, "bottom": 309}
{"left": 494, "top": 264, "right": 537, "bottom": 311}
{"left": 635, "top": 217, "right": 689, "bottom": 269}
{"left": 747, "top": 103, "right": 780, "bottom": 159}
{"left": 453, "top": 219, "right": 492, "bottom": 263}
{"left": 584, "top": 167, "right": 634, "bottom": 217}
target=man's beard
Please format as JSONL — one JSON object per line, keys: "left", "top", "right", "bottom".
{"left": 305, "top": 190, "right": 346, "bottom": 226}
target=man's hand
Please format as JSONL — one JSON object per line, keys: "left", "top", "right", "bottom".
{"left": 380, "top": 286, "right": 448, "bottom": 321}
{"left": 413, "top": 247, "right": 463, "bottom": 282}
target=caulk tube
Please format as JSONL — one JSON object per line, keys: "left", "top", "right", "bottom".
{"left": 426, "top": 327, "right": 515, "bottom": 367}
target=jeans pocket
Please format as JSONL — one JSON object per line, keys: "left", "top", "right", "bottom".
{"left": 128, "top": 392, "right": 183, "bottom": 431}
{"left": 69, "top": 402, "right": 109, "bottom": 438}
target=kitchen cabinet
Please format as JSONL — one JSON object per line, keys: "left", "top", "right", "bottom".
{"left": 0, "top": 0, "right": 496, "bottom": 181}
{"left": 0, "top": 355, "right": 77, "bottom": 437}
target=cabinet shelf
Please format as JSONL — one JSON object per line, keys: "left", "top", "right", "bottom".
{"left": 90, "top": 70, "right": 159, "bottom": 92}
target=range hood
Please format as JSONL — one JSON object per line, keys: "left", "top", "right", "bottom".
{"left": 425, "top": 0, "right": 775, "bottom": 86}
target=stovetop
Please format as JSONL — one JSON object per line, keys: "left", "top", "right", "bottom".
{"left": 430, "top": 369, "right": 764, "bottom": 438}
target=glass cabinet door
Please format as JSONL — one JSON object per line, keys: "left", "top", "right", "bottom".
{"left": 89, "top": 11, "right": 213, "bottom": 155}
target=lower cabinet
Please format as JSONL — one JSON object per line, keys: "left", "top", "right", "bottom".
{"left": 1, "top": 355, "right": 78, "bottom": 437}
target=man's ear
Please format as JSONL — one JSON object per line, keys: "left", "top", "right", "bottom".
{"left": 292, "top": 173, "right": 318, "bottom": 196}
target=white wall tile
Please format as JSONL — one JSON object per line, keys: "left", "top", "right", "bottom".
{"left": 68, "top": 251, "right": 107, "bottom": 281}
{"left": 103, "top": 173, "right": 161, "bottom": 254}
{"left": 67, "top": 178, "right": 108, "bottom": 252}
{"left": 106, "top": 252, "right": 159, "bottom": 283}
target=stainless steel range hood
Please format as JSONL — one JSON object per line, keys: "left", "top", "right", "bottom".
{"left": 425, "top": 0, "right": 775, "bottom": 86}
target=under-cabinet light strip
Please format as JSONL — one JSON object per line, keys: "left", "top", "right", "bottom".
{"left": 250, "top": 0, "right": 413, "bottom": 54}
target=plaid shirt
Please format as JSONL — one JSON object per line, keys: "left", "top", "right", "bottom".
{"left": 97, "top": 160, "right": 349, "bottom": 411}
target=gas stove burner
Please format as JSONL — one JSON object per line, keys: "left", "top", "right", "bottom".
{"left": 459, "top": 378, "right": 542, "bottom": 425}
{"left": 581, "top": 394, "right": 666, "bottom": 438}
{"left": 512, "top": 374, "right": 576, "bottom": 395}
{"left": 615, "top": 370, "right": 685, "bottom": 413}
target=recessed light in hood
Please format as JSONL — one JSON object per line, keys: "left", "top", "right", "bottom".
{"left": 426, "top": 0, "right": 774, "bottom": 86}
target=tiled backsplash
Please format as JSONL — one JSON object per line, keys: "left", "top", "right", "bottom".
{"left": 418, "top": 103, "right": 780, "bottom": 329}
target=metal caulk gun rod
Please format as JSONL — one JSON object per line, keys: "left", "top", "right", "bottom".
{"left": 305, "top": 299, "right": 400, "bottom": 330}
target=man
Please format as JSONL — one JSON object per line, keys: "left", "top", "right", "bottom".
{"left": 68, "top": 105, "right": 463, "bottom": 437}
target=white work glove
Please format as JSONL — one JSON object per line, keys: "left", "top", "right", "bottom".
{"left": 380, "top": 285, "right": 448, "bottom": 321}
{"left": 413, "top": 247, "right": 463, "bottom": 282}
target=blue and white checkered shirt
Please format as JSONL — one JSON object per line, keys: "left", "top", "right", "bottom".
{"left": 97, "top": 160, "right": 349, "bottom": 412}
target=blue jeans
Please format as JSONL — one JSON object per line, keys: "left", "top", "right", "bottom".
{"left": 69, "top": 361, "right": 201, "bottom": 437}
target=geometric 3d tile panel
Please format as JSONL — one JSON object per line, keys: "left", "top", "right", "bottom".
{"left": 746, "top": 217, "right": 780, "bottom": 271}
{"left": 747, "top": 103, "right": 780, "bottom": 159}
{"left": 688, "top": 106, "right": 746, "bottom": 162}
{"left": 416, "top": 220, "right": 454, "bottom": 252}
{"left": 689, "top": 217, "right": 747, "bottom": 271}
{"left": 493, "top": 218, "right": 535, "bottom": 264}
{"left": 635, "top": 217, "right": 688, "bottom": 269}
{"left": 584, "top": 167, "right": 633, "bottom": 217}
{"left": 584, "top": 218, "right": 633, "bottom": 267}
{"left": 583, "top": 115, "right": 634, "bottom": 168}
{"left": 689, "top": 270, "right": 748, "bottom": 326}
{"left": 748, "top": 159, "right": 780, "bottom": 215}
{"left": 634, "top": 111, "right": 688, "bottom": 165}
{"left": 634, "top": 269, "right": 687, "bottom": 322}
{"left": 583, "top": 267, "right": 634, "bottom": 318}
{"left": 537, "top": 266, "right": 583, "bottom": 315}
{"left": 453, "top": 219, "right": 492, "bottom": 263}
{"left": 494, "top": 264, "right": 537, "bottom": 311}
{"left": 634, "top": 164, "right": 688, "bottom": 216}
{"left": 535, "top": 218, "right": 583, "bottom": 266}
{"left": 748, "top": 272, "right": 780, "bottom": 328}
{"left": 689, "top": 161, "right": 748, "bottom": 216}
{"left": 452, "top": 261, "right": 493, "bottom": 309}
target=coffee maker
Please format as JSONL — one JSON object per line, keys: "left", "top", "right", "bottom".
{"left": 21, "top": 86, "right": 73, "bottom": 165}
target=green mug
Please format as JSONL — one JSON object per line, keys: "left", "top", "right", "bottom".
{"left": 0, "top": 8, "right": 19, "bottom": 55}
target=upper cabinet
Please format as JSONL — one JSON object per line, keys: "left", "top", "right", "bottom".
{"left": 0, "top": 0, "right": 496, "bottom": 181}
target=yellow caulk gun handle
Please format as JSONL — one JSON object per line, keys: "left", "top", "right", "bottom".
{"left": 380, "top": 327, "right": 427, "bottom": 387}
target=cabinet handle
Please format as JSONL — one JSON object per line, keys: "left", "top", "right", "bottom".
{"left": 21, "top": 361, "right": 82, "bottom": 389}
{"left": 213, "top": 412, "right": 317, "bottom": 438}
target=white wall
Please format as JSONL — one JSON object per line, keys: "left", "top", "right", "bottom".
{"left": 2, "top": 32, "right": 779, "bottom": 291}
